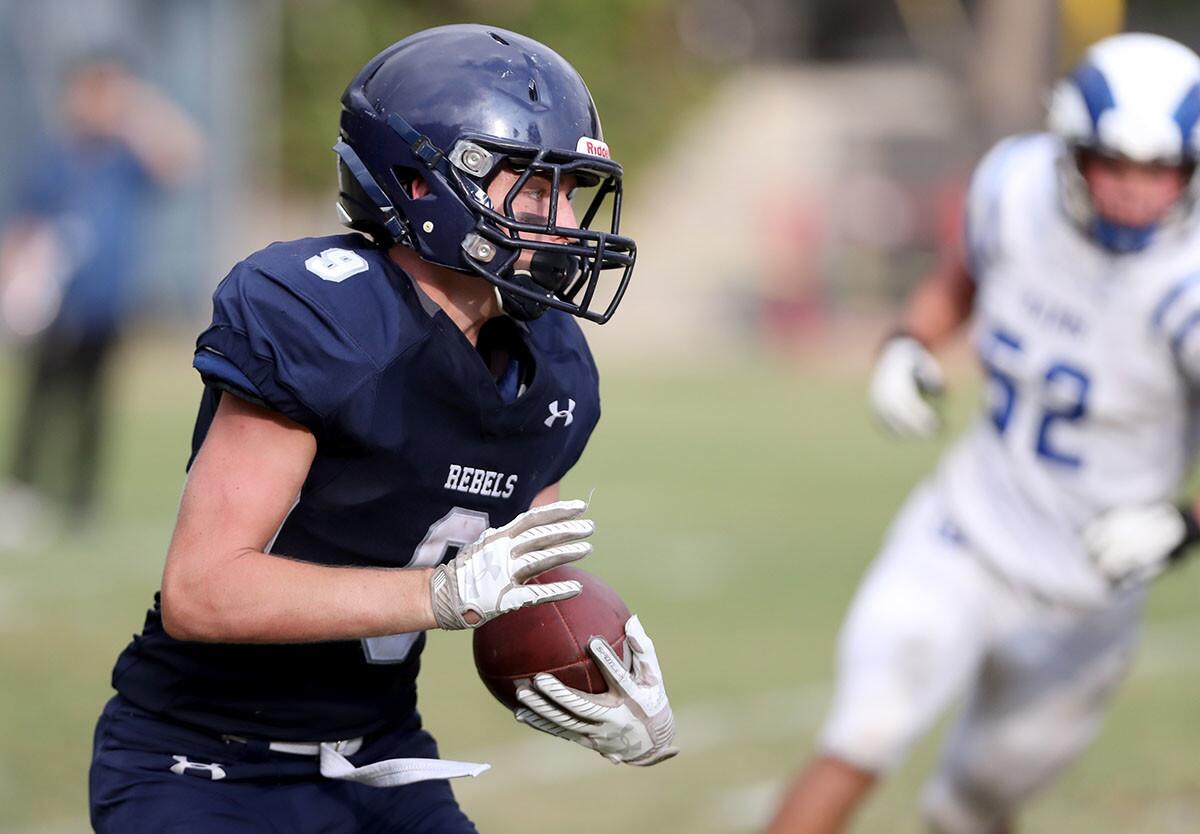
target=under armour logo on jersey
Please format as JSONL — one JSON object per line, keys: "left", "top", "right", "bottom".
{"left": 170, "top": 755, "right": 227, "bottom": 781}
{"left": 544, "top": 398, "right": 576, "bottom": 427}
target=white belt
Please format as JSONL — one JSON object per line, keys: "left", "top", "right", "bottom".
{"left": 223, "top": 734, "right": 490, "bottom": 788}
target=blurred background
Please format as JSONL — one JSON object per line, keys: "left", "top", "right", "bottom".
{"left": 2, "top": 1, "right": 1200, "bottom": 832}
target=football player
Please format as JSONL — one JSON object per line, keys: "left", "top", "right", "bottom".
{"left": 768, "top": 33, "right": 1200, "bottom": 834}
{"left": 89, "top": 25, "right": 675, "bottom": 834}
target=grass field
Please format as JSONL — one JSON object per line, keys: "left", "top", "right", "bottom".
{"left": 1, "top": 335, "right": 1199, "bottom": 833}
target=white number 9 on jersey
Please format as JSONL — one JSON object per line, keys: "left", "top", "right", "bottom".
{"left": 305, "top": 248, "right": 369, "bottom": 283}
{"left": 361, "top": 508, "right": 490, "bottom": 664}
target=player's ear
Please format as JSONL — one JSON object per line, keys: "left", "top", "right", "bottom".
{"left": 408, "top": 174, "right": 431, "bottom": 199}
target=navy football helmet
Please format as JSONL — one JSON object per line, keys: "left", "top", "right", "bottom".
{"left": 335, "top": 24, "right": 635, "bottom": 323}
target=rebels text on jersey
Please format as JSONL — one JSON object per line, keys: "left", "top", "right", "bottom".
{"left": 110, "top": 233, "right": 600, "bottom": 741}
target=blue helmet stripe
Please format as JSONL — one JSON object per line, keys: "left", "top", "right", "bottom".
{"left": 1073, "top": 63, "right": 1115, "bottom": 129}
{"left": 1174, "top": 81, "right": 1200, "bottom": 151}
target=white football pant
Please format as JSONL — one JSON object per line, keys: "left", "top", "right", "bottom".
{"left": 820, "top": 484, "right": 1143, "bottom": 834}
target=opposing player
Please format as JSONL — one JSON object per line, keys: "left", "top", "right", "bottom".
{"left": 89, "top": 25, "right": 675, "bottom": 834}
{"left": 768, "top": 33, "right": 1200, "bottom": 834}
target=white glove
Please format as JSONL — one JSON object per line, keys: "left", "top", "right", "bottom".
{"left": 514, "top": 614, "right": 677, "bottom": 766}
{"left": 868, "top": 334, "right": 944, "bottom": 438}
{"left": 429, "top": 499, "right": 593, "bottom": 630}
{"left": 1084, "top": 503, "right": 1199, "bottom": 589}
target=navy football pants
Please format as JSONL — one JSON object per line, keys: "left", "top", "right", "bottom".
{"left": 90, "top": 697, "right": 479, "bottom": 833}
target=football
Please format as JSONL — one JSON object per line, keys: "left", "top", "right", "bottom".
{"left": 473, "top": 565, "right": 630, "bottom": 711}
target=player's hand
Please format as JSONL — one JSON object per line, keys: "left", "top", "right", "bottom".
{"left": 868, "top": 334, "right": 944, "bottom": 438}
{"left": 1084, "top": 503, "right": 1200, "bottom": 588}
{"left": 513, "top": 615, "right": 678, "bottom": 766}
{"left": 429, "top": 499, "right": 593, "bottom": 630}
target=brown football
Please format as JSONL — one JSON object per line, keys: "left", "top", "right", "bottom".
{"left": 472, "top": 565, "right": 630, "bottom": 711}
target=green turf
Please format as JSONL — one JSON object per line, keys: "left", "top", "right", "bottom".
{"left": 1, "top": 337, "right": 1198, "bottom": 833}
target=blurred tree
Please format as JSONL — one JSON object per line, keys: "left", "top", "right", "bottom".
{"left": 279, "top": 0, "right": 714, "bottom": 192}
{"left": 1058, "top": 0, "right": 1124, "bottom": 69}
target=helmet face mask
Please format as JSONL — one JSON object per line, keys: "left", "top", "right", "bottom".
{"left": 441, "top": 135, "right": 634, "bottom": 322}
{"left": 1077, "top": 148, "right": 1192, "bottom": 223}
{"left": 334, "top": 25, "right": 635, "bottom": 323}
{"left": 1048, "top": 33, "right": 1200, "bottom": 253}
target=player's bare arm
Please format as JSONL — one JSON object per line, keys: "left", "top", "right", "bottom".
{"left": 162, "top": 392, "right": 433, "bottom": 643}
{"left": 531, "top": 481, "right": 561, "bottom": 506}
{"left": 899, "top": 248, "right": 976, "bottom": 348}
{"left": 163, "top": 394, "right": 590, "bottom": 643}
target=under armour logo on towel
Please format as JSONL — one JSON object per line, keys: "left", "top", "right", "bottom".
{"left": 544, "top": 398, "right": 576, "bottom": 428}
{"left": 170, "top": 755, "right": 227, "bottom": 781}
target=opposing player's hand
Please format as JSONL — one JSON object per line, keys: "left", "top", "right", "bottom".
{"left": 429, "top": 499, "right": 593, "bottom": 630}
{"left": 513, "top": 615, "right": 677, "bottom": 766}
{"left": 1084, "top": 503, "right": 1200, "bottom": 588}
{"left": 869, "top": 334, "right": 944, "bottom": 438}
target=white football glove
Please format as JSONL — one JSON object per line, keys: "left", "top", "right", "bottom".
{"left": 429, "top": 499, "right": 593, "bottom": 630}
{"left": 868, "top": 334, "right": 945, "bottom": 438}
{"left": 514, "top": 614, "right": 677, "bottom": 766}
{"left": 1084, "top": 503, "right": 1200, "bottom": 589}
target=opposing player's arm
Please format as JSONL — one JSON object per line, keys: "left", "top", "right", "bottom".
{"left": 161, "top": 393, "right": 439, "bottom": 643}
{"left": 1084, "top": 502, "right": 1200, "bottom": 588}
{"left": 1085, "top": 268, "right": 1200, "bottom": 586}
{"left": 869, "top": 249, "right": 975, "bottom": 438}
{"left": 898, "top": 247, "right": 976, "bottom": 348}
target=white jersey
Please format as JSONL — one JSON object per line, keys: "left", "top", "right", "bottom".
{"left": 936, "top": 132, "right": 1200, "bottom": 607}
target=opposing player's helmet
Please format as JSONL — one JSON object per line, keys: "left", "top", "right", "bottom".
{"left": 335, "top": 24, "right": 635, "bottom": 323}
{"left": 1048, "top": 33, "right": 1200, "bottom": 253}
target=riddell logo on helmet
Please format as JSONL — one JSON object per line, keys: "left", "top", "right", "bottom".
{"left": 576, "top": 137, "right": 611, "bottom": 158}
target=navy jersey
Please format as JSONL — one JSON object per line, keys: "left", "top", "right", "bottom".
{"left": 111, "top": 233, "right": 600, "bottom": 740}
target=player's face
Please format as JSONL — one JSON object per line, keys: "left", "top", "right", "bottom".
{"left": 487, "top": 167, "right": 580, "bottom": 268}
{"left": 1079, "top": 151, "right": 1192, "bottom": 228}
{"left": 486, "top": 167, "right": 579, "bottom": 230}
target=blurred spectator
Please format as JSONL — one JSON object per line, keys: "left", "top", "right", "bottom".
{"left": 0, "top": 53, "right": 203, "bottom": 542}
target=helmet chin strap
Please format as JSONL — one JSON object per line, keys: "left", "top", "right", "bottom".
{"left": 1091, "top": 216, "right": 1160, "bottom": 253}
{"left": 497, "top": 250, "right": 581, "bottom": 321}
